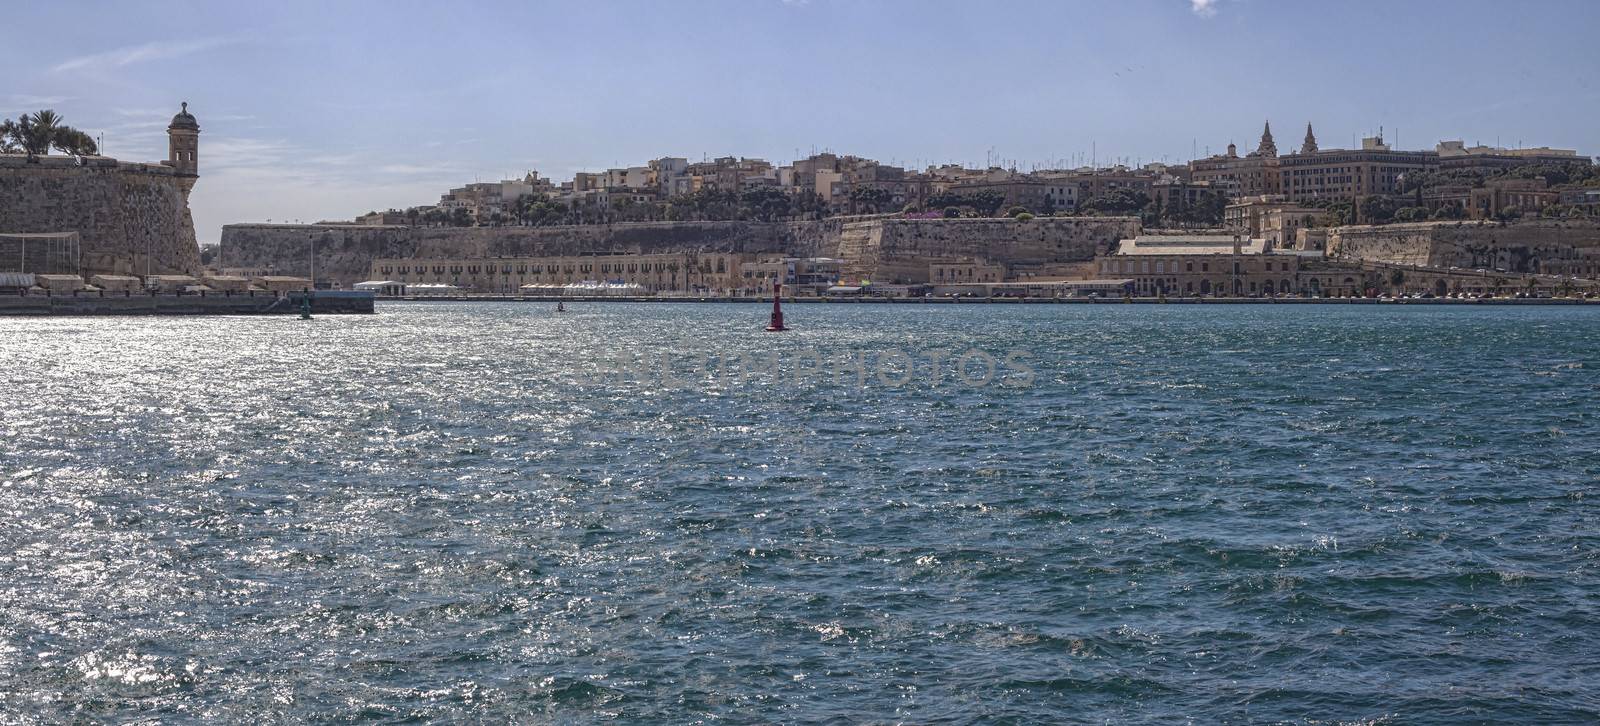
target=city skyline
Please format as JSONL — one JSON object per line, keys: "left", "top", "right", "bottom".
{"left": 5, "top": 0, "right": 1598, "bottom": 244}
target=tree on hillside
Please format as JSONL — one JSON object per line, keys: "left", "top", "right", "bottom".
{"left": 926, "top": 190, "right": 1007, "bottom": 217}
{"left": 0, "top": 110, "right": 99, "bottom": 157}
{"left": 848, "top": 186, "right": 892, "bottom": 214}
{"left": 1359, "top": 195, "right": 1399, "bottom": 224}
{"left": 743, "top": 187, "right": 795, "bottom": 221}
{"left": 1393, "top": 206, "right": 1430, "bottom": 222}
{"left": 1079, "top": 188, "right": 1149, "bottom": 217}
{"left": 1328, "top": 201, "right": 1355, "bottom": 226}
{"left": 968, "top": 190, "right": 1007, "bottom": 217}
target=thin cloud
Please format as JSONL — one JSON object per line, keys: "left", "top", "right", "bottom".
{"left": 53, "top": 38, "right": 234, "bottom": 73}
{"left": 379, "top": 164, "right": 466, "bottom": 175}
{"left": 6, "top": 94, "right": 73, "bottom": 107}
{"left": 1190, "top": 0, "right": 1219, "bottom": 18}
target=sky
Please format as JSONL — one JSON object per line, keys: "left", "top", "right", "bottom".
{"left": 5, "top": 0, "right": 1599, "bottom": 245}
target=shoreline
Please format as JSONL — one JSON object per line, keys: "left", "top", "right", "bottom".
{"left": 377, "top": 295, "right": 1600, "bottom": 306}
{"left": 0, "top": 290, "right": 374, "bottom": 316}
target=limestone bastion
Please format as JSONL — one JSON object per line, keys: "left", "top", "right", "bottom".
{"left": 220, "top": 215, "right": 1143, "bottom": 288}
{"left": 1328, "top": 219, "right": 1600, "bottom": 276}
{"left": 0, "top": 103, "right": 203, "bottom": 278}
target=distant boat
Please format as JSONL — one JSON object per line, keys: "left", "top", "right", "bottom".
{"left": 556, "top": 301, "right": 566, "bottom": 313}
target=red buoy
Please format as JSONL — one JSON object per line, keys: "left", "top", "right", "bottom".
{"left": 765, "top": 282, "right": 788, "bottom": 332}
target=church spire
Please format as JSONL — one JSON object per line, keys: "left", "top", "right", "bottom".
{"left": 1301, "top": 123, "right": 1318, "bottom": 154}
{"left": 1255, "top": 120, "right": 1277, "bottom": 157}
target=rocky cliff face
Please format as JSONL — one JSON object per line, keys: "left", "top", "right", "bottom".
{"left": 0, "top": 154, "right": 201, "bottom": 276}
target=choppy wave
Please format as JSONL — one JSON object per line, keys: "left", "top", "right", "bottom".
{"left": 1, "top": 303, "right": 1598, "bottom": 722}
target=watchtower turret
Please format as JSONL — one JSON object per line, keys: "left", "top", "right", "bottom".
{"left": 166, "top": 102, "right": 200, "bottom": 189}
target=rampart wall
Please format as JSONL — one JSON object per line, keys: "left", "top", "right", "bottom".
{"left": 1328, "top": 220, "right": 1600, "bottom": 276}
{"left": 0, "top": 154, "right": 201, "bottom": 276}
{"left": 224, "top": 214, "right": 1145, "bottom": 287}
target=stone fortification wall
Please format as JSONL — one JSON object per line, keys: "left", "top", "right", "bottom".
{"left": 830, "top": 217, "right": 1142, "bottom": 282}
{"left": 0, "top": 154, "right": 201, "bottom": 276}
{"left": 219, "top": 218, "right": 874, "bottom": 287}
{"left": 1329, "top": 220, "right": 1600, "bottom": 276}
{"left": 221, "top": 214, "right": 1143, "bottom": 287}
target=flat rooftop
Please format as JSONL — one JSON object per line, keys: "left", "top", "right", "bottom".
{"left": 1116, "top": 235, "right": 1268, "bottom": 256}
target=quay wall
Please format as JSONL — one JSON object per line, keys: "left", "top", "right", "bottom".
{"left": 1329, "top": 220, "right": 1600, "bottom": 276}
{"left": 0, "top": 290, "right": 371, "bottom": 316}
{"left": 0, "top": 154, "right": 201, "bottom": 277}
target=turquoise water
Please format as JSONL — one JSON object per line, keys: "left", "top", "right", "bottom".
{"left": 2, "top": 302, "right": 1597, "bottom": 722}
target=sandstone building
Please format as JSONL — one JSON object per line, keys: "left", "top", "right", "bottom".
{"left": 1193, "top": 122, "right": 1438, "bottom": 214}
{"left": 1096, "top": 234, "right": 1305, "bottom": 297}
{"left": 371, "top": 251, "right": 758, "bottom": 294}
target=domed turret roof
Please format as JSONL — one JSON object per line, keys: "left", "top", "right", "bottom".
{"left": 169, "top": 102, "right": 199, "bottom": 131}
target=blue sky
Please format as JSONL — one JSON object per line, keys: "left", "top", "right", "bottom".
{"left": 5, "top": 0, "right": 1598, "bottom": 244}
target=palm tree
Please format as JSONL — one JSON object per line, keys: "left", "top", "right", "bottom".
{"left": 1, "top": 109, "right": 98, "bottom": 157}
{"left": 21, "top": 110, "right": 61, "bottom": 156}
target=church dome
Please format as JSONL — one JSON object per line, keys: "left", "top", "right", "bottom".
{"left": 169, "top": 102, "right": 199, "bottom": 131}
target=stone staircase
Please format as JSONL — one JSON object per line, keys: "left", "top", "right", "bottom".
{"left": 833, "top": 221, "right": 882, "bottom": 283}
